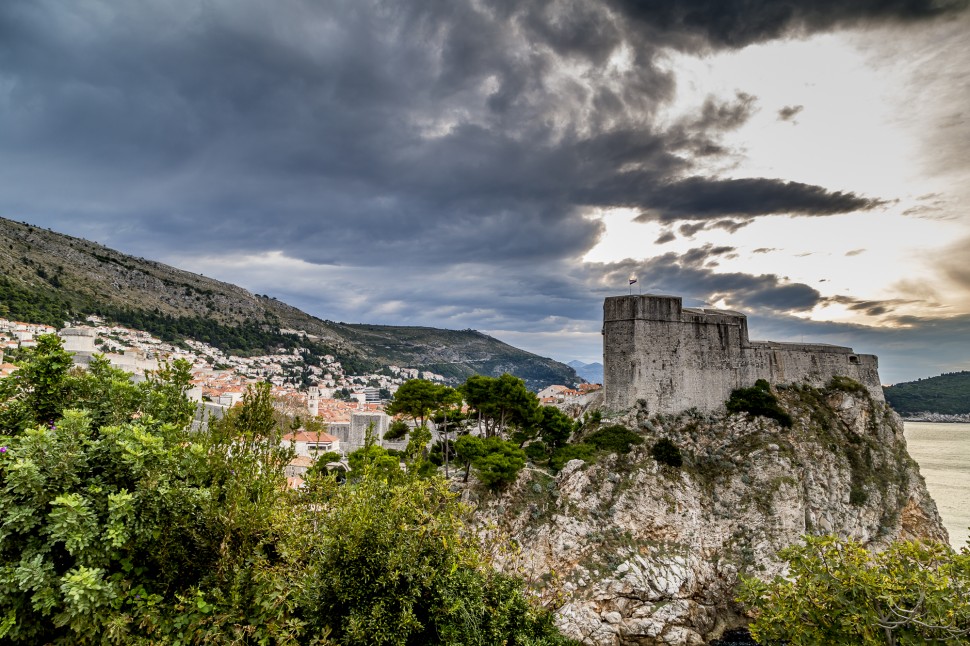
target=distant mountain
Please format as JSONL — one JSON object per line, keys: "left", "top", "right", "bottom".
{"left": 0, "top": 217, "right": 577, "bottom": 390}
{"left": 884, "top": 371, "right": 970, "bottom": 416}
{"left": 567, "top": 360, "right": 603, "bottom": 384}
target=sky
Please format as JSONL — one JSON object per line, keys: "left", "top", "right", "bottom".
{"left": 1, "top": 0, "right": 969, "bottom": 384}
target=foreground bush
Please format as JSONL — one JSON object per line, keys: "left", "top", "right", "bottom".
{"left": 739, "top": 534, "right": 970, "bottom": 646}
{"left": 0, "top": 336, "right": 572, "bottom": 644}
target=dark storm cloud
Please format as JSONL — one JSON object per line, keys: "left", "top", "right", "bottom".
{"left": 778, "top": 105, "right": 804, "bottom": 121}
{"left": 0, "top": 0, "right": 909, "bottom": 266}
{"left": 633, "top": 177, "right": 883, "bottom": 222}
{"left": 824, "top": 295, "right": 922, "bottom": 317}
{"left": 1, "top": 0, "right": 966, "bottom": 373}
{"left": 609, "top": 0, "right": 967, "bottom": 49}
{"left": 595, "top": 245, "right": 823, "bottom": 314}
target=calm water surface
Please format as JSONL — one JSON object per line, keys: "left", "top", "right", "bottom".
{"left": 903, "top": 422, "right": 970, "bottom": 549}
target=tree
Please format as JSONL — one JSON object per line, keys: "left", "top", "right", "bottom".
{"left": 537, "top": 406, "right": 575, "bottom": 450}
{"left": 386, "top": 379, "right": 443, "bottom": 429}
{"left": 454, "top": 434, "right": 486, "bottom": 483}
{"left": 299, "top": 466, "right": 570, "bottom": 646}
{"left": 472, "top": 438, "right": 527, "bottom": 490}
{"left": 0, "top": 334, "right": 74, "bottom": 432}
{"left": 739, "top": 535, "right": 970, "bottom": 646}
{"left": 387, "top": 379, "right": 461, "bottom": 476}
{"left": 460, "top": 374, "right": 540, "bottom": 439}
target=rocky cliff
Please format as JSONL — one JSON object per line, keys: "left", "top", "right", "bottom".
{"left": 471, "top": 383, "right": 947, "bottom": 645}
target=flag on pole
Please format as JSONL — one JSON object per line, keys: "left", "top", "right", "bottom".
{"left": 629, "top": 276, "right": 637, "bottom": 285}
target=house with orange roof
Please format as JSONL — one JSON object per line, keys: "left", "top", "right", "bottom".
{"left": 281, "top": 430, "right": 340, "bottom": 458}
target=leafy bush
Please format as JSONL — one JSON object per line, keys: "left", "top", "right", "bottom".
{"left": 726, "top": 379, "right": 793, "bottom": 428}
{"left": 0, "top": 336, "right": 575, "bottom": 645}
{"left": 384, "top": 418, "right": 410, "bottom": 440}
{"left": 828, "top": 375, "right": 868, "bottom": 395}
{"left": 584, "top": 424, "right": 644, "bottom": 454}
{"left": 550, "top": 443, "right": 596, "bottom": 471}
{"left": 651, "top": 438, "right": 683, "bottom": 468}
{"left": 301, "top": 470, "right": 571, "bottom": 645}
{"left": 524, "top": 441, "right": 550, "bottom": 463}
{"left": 739, "top": 535, "right": 970, "bottom": 646}
{"left": 473, "top": 438, "right": 527, "bottom": 490}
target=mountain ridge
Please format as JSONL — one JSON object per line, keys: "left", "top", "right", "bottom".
{"left": 0, "top": 217, "right": 578, "bottom": 390}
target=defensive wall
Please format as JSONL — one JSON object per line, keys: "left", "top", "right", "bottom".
{"left": 603, "top": 295, "right": 884, "bottom": 414}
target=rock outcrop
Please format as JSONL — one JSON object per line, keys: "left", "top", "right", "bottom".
{"left": 471, "top": 384, "right": 947, "bottom": 645}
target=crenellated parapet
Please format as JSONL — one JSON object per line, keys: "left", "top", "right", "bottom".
{"left": 603, "top": 294, "right": 882, "bottom": 414}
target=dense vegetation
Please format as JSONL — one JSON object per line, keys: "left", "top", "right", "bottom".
{"left": 726, "top": 379, "right": 793, "bottom": 427}
{"left": 883, "top": 371, "right": 970, "bottom": 415}
{"left": 0, "top": 337, "right": 573, "bottom": 644}
{"left": 740, "top": 535, "right": 970, "bottom": 645}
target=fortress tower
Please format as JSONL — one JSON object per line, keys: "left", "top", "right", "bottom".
{"left": 603, "top": 294, "right": 883, "bottom": 414}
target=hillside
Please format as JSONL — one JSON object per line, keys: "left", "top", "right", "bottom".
{"left": 884, "top": 371, "right": 970, "bottom": 416}
{"left": 0, "top": 217, "right": 577, "bottom": 390}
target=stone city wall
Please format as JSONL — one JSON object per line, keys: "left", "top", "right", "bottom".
{"left": 603, "top": 295, "right": 883, "bottom": 414}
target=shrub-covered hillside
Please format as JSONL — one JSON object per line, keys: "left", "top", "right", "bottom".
{"left": 883, "top": 371, "right": 970, "bottom": 415}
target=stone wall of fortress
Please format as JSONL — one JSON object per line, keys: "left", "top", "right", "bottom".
{"left": 603, "top": 295, "right": 883, "bottom": 414}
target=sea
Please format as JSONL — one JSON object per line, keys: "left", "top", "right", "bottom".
{"left": 903, "top": 422, "right": 970, "bottom": 549}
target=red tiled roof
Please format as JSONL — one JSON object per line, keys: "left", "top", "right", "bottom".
{"left": 282, "top": 431, "right": 339, "bottom": 443}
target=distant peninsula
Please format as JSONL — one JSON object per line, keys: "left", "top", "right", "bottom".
{"left": 884, "top": 371, "right": 970, "bottom": 420}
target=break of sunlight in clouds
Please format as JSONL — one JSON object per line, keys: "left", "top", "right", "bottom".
{"left": 658, "top": 33, "right": 925, "bottom": 199}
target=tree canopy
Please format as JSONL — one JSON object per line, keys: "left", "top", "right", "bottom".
{"left": 0, "top": 336, "right": 571, "bottom": 644}
{"left": 739, "top": 534, "right": 970, "bottom": 646}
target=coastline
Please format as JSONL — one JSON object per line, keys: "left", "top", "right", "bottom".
{"left": 900, "top": 413, "right": 970, "bottom": 423}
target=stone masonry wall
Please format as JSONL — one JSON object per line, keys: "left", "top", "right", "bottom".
{"left": 603, "top": 295, "right": 883, "bottom": 414}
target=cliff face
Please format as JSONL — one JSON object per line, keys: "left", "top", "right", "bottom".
{"left": 472, "top": 385, "right": 947, "bottom": 645}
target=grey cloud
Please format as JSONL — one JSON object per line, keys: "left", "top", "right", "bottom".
{"left": 0, "top": 0, "right": 966, "bottom": 383}
{"left": 633, "top": 177, "right": 882, "bottom": 222}
{"left": 778, "top": 105, "right": 804, "bottom": 121}
{"left": 608, "top": 0, "right": 967, "bottom": 49}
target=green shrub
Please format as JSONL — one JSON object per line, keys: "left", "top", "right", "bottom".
{"left": 584, "top": 424, "right": 644, "bottom": 454}
{"left": 726, "top": 379, "right": 793, "bottom": 428}
{"left": 384, "top": 418, "right": 410, "bottom": 440}
{"left": 651, "top": 438, "right": 683, "bottom": 468}
{"left": 550, "top": 443, "right": 596, "bottom": 471}
{"left": 827, "top": 375, "right": 867, "bottom": 395}
{"left": 524, "top": 441, "right": 550, "bottom": 463}
{"left": 473, "top": 438, "right": 527, "bottom": 490}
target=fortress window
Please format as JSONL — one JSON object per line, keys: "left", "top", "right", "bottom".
{"left": 848, "top": 355, "right": 859, "bottom": 364}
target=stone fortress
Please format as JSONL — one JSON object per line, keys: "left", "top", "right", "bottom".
{"left": 603, "top": 294, "right": 884, "bottom": 414}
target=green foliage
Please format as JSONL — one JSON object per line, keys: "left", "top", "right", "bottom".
{"left": 454, "top": 434, "right": 486, "bottom": 482}
{"left": 549, "top": 443, "right": 596, "bottom": 471}
{"left": 651, "top": 438, "right": 683, "bottom": 468}
{"left": 883, "top": 370, "right": 970, "bottom": 415}
{"left": 461, "top": 374, "right": 541, "bottom": 438}
{"left": 300, "top": 469, "right": 573, "bottom": 646}
{"left": 0, "top": 336, "right": 574, "bottom": 645}
{"left": 472, "top": 438, "right": 527, "bottom": 490}
{"left": 584, "top": 424, "right": 643, "bottom": 455}
{"left": 739, "top": 535, "right": 970, "bottom": 645}
{"left": 536, "top": 406, "right": 575, "bottom": 450}
{"left": 828, "top": 375, "right": 868, "bottom": 395}
{"left": 726, "top": 379, "right": 793, "bottom": 428}
{"left": 347, "top": 444, "right": 402, "bottom": 481}
{"left": 384, "top": 419, "right": 410, "bottom": 440}
{"left": 386, "top": 379, "right": 459, "bottom": 430}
